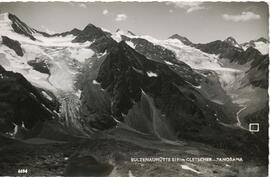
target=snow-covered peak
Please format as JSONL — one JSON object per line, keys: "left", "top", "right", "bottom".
{"left": 256, "top": 37, "right": 269, "bottom": 43}
{"left": 0, "top": 13, "right": 13, "bottom": 33}
{"left": 111, "top": 29, "right": 137, "bottom": 42}
{"left": 115, "top": 28, "right": 135, "bottom": 35}
{"left": 224, "top": 37, "right": 242, "bottom": 49}
{"left": 0, "top": 12, "right": 10, "bottom": 20}
{"left": 0, "top": 13, "right": 81, "bottom": 46}
{"left": 101, "top": 27, "right": 111, "bottom": 34}
{"left": 112, "top": 29, "right": 131, "bottom": 42}
{"left": 0, "top": 13, "right": 37, "bottom": 40}
{"left": 0, "top": 13, "right": 96, "bottom": 95}
{"left": 241, "top": 37, "right": 269, "bottom": 55}
{"left": 117, "top": 29, "right": 134, "bottom": 37}
{"left": 169, "top": 34, "right": 193, "bottom": 46}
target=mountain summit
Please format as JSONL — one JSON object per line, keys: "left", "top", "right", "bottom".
{"left": 241, "top": 37, "right": 269, "bottom": 55}
{"left": 169, "top": 34, "right": 193, "bottom": 46}
{"left": 223, "top": 36, "right": 242, "bottom": 48}
{"left": 0, "top": 13, "right": 37, "bottom": 40}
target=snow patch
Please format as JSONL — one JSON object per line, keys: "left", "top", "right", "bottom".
{"left": 147, "top": 71, "right": 158, "bottom": 77}
{"left": 132, "top": 66, "right": 144, "bottom": 74}
{"left": 7, "top": 123, "right": 18, "bottom": 137}
{"left": 164, "top": 60, "right": 173, "bottom": 65}
{"left": 128, "top": 170, "right": 136, "bottom": 177}
{"left": 92, "top": 79, "right": 100, "bottom": 85}
{"left": 185, "top": 81, "right": 201, "bottom": 89}
{"left": 22, "top": 122, "right": 25, "bottom": 128}
{"left": 75, "top": 89, "right": 82, "bottom": 98}
{"left": 181, "top": 165, "right": 201, "bottom": 174}
{"left": 101, "top": 28, "right": 111, "bottom": 33}
{"left": 111, "top": 32, "right": 122, "bottom": 42}
{"left": 126, "top": 41, "right": 136, "bottom": 49}
{"left": 42, "top": 91, "right": 53, "bottom": 101}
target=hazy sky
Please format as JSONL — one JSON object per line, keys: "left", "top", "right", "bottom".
{"left": 0, "top": 2, "right": 268, "bottom": 43}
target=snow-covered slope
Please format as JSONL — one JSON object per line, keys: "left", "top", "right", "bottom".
{"left": 0, "top": 13, "right": 36, "bottom": 40}
{"left": 241, "top": 38, "right": 269, "bottom": 55}
{"left": 159, "top": 38, "right": 243, "bottom": 90}
{"left": 1, "top": 12, "right": 267, "bottom": 132}
{"left": 110, "top": 30, "right": 269, "bottom": 127}
{"left": 0, "top": 13, "right": 95, "bottom": 95}
{"left": 223, "top": 37, "right": 242, "bottom": 49}
{"left": 112, "top": 30, "right": 242, "bottom": 90}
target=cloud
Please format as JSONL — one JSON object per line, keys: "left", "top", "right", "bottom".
{"left": 115, "top": 14, "right": 127, "bottom": 21}
{"left": 78, "top": 3, "right": 87, "bottom": 8}
{"left": 169, "top": 9, "right": 173, "bottom": 13}
{"left": 167, "top": 2, "right": 206, "bottom": 13}
{"left": 103, "top": 9, "right": 109, "bottom": 15}
{"left": 222, "top": 11, "right": 260, "bottom": 22}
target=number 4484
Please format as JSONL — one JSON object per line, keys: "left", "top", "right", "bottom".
{"left": 18, "top": 169, "right": 28, "bottom": 174}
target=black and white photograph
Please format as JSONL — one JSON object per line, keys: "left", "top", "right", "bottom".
{"left": 0, "top": 1, "right": 268, "bottom": 176}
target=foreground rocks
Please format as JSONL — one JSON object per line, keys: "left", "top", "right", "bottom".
{"left": 0, "top": 131, "right": 267, "bottom": 177}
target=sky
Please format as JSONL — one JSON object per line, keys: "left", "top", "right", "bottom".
{"left": 0, "top": 1, "right": 268, "bottom": 43}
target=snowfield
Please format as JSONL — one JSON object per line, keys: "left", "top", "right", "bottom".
{"left": 112, "top": 30, "right": 243, "bottom": 92}
{"left": 242, "top": 41, "right": 269, "bottom": 55}
{"left": 0, "top": 12, "right": 95, "bottom": 95}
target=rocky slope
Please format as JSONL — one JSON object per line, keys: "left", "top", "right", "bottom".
{"left": 0, "top": 65, "right": 59, "bottom": 134}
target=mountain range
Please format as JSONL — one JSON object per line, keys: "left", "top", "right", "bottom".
{"left": 0, "top": 13, "right": 268, "bottom": 176}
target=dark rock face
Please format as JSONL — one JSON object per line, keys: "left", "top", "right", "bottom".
{"left": 121, "top": 35, "right": 177, "bottom": 63}
{"left": 243, "top": 104, "right": 269, "bottom": 162}
{"left": 57, "top": 28, "right": 81, "bottom": 37}
{"left": 27, "top": 58, "right": 51, "bottom": 74}
{"left": 8, "top": 13, "right": 36, "bottom": 40}
{"left": 72, "top": 24, "right": 108, "bottom": 43}
{"left": 72, "top": 23, "right": 117, "bottom": 53}
{"left": 117, "top": 34, "right": 238, "bottom": 123}
{"left": 169, "top": 34, "right": 193, "bottom": 46}
{"left": 194, "top": 40, "right": 267, "bottom": 65}
{"left": 256, "top": 37, "right": 269, "bottom": 43}
{"left": 127, "top": 30, "right": 136, "bottom": 36}
{"left": 96, "top": 41, "right": 228, "bottom": 128}
{"left": 223, "top": 36, "right": 241, "bottom": 48}
{"left": 195, "top": 40, "right": 243, "bottom": 62}
{"left": 84, "top": 41, "right": 265, "bottom": 160}
{"left": 8, "top": 13, "right": 82, "bottom": 39}
{"left": 36, "top": 28, "right": 82, "bottom": 38}
{"left": 77, "top": 55, "right": 117, "bottom": 130}
{"left": 90, "top": 36, "right": 118, "bottom": 54}
{"left": 246, "top": 53, "right": 269, "bottom": 88}
{"left": 116, "top": 29, "right": 136, "bottom": 36}
{"left": 1, "top": 36, "right": 23, "bottom": 57}
{"left": 0, "top": 65, "right": 59, "bottom": 134}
